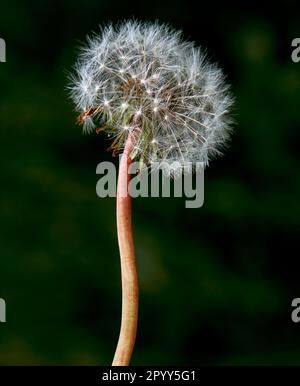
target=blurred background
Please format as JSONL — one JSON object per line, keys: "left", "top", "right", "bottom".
{"left": 0, "top": 0, "right": 300, "bottom": 365}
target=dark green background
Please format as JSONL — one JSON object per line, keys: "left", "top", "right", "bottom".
{"left": 1, "top": 0, "right": 300, "bottom": 365}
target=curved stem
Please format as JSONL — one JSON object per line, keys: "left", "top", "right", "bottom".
{"left": 112, "top": 133, "right": 138, "bottom": 366}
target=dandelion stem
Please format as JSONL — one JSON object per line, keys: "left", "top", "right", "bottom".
{"left": 112, "top": 133, "right": 138, "bottom": 366}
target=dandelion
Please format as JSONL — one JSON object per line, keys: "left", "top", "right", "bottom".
{"left": 69, "top": 20, "right": 233, "bottom": 366}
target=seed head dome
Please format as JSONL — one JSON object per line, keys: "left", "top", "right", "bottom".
{"left": 70, "top": 21, "right": 233, "bottom": 176}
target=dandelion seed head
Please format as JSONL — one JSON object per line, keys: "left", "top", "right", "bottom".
{"left": 70, "top": 20, "right": 233, "bottom": 176}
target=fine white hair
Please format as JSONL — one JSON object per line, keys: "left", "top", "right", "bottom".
{"left": 70, "top": 20, "right": 233, "bottom": 176}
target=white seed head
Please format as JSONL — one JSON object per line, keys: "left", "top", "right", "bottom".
{"left": 70, "top": 20, "right": 233, "bottom": 176}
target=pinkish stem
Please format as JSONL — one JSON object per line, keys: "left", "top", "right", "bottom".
{"left": 112, "top": 133, "right": 138, "bottom": 366}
